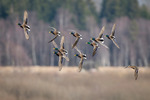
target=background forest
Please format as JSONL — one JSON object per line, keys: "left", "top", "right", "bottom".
{"left": 0, "top": 0, "right": 150, "bottom": 67}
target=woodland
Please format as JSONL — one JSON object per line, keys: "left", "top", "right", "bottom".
{"left": 0, "top": 0, "right": 150, "bottom": 67}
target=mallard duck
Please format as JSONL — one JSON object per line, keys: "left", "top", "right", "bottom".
{"left": 69, "top": 30, "right": 82, "bottom": 49}
{"left": 91, "top": 26, "right": 109, "bottom": 49}
{"left": 74, "top": 47, "right": 86, "bottom": 72}
{"left": 48, "top": 27, "right": 61, "bottom": 43}
{"left": 125, "top": 65, "right": 138, "bottom": 80}
{"left": 105, "top": 24, "right": 120, "bottom": 49}
{"left": 53, "top": 51, "right": 63, "bottom": 71}
{"left": 52, "top": 36, "right": 69, "bottom": 61}
{"left": 86, "top": 41, "right": 99, "bottom": 56}
{"left": 18, "top": 10, "right": 30, "bottom": 40}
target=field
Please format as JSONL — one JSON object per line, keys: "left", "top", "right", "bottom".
{"left": 0, "top": 66, "right": 150, "bottom": 100}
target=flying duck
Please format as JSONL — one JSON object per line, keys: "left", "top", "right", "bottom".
{"left": 74, "top": 47, "right": 86, "bottom": 72}
{"left": 69, "top": 30, "right": 82, "bottom": 49}
{"left": 125, "top": 65, "right": 138, "bottom": 80}
{"left": 48, "top": 27, "right": 61, "bottom": 43}
{"left": 18, "top": 10, "right": 30, "bottom": 40}
{"left": 105, "top": 24, "right": 120, "bottom": 49}
{"left": 91, "top": 26, "right": 109, "bottom": 49}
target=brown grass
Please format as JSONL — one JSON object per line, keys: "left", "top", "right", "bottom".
{"left": 0, "top": 66, "right": 150, "bottom": 100}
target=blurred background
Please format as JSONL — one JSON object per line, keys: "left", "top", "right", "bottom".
{"left": 0, "top": 0, "right": 150, "bottom": 67}
{"left": 0, "top": 0, "right": 150, "bottom": 100}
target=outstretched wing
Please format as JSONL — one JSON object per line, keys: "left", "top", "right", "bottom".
{"left": 58, "top": 56, "right": 63, "bottom": 71}
{"left": 51, "top": 40, "right": 58, "bottom": 48}
{"left": 60, "top": 36, "right": 64, "bottom": 49}
{"left": 50, "top": 27, "right": 56, "bottom": 31}
{"left": 72, "top": 37, "right": 80, "bottom": 49}
{"left": 98, "top": 41, "right": 109, "bottom": 49}
{"left": 111, "top": 39, "right": 120, "bottom": 49}
{"left": 98, "top": 26, "right": 105, "bottom": 38}
{"left": 48, "top": 35, "right": 58, "bottom": 43}
{"left": 23, "top": 10, "right": 28, "bottom": 25}
{"left": 24, "top": 28, "right": 29, "bottom": 40}
{"left": 62, "top": 55, "right": 69, "bottom": 61}
{"left": 92, "top": 46, "right": 98, "bottom": 56}
{"left": 110, "top": 24, "right": 116, "bottom": 37}
{"left": 74, "top": 46, "right": 82, "bottom": 55}
{"left": 78, "top": 57, "right": 83, "bottom": 72}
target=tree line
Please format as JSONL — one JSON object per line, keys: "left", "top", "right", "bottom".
{"left": 1, "top": 0, "right": 150, "bottom": 29}
{"left": 0, "top": 0, "right": 150, "bottom": 67}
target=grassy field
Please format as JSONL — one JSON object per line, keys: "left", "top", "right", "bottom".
{"left": 0, "top": 66, "right": 150, "bottom": 100}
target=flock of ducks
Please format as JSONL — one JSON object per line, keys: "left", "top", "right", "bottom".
{"left": 17, "top": 10, "right": 139, "bottom": 80}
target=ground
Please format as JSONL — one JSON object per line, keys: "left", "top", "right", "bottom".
{"left": 0, "top": 66, "right": 150, "bottom": 100}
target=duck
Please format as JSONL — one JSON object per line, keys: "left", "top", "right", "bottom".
{"left": 86, "top": 41, "right": 99, "bottom": 56}
{"left": 48, "top": 27, "right": 61, "bottom": 43}
{"left": 52, "top": 36, "right": 69, "bottom": 61}
{"left": 69, "top": 30, "right": 82, "bottom": 49}
{"left": 91, "top": 26, "right": 109, "bottom": 49}
{"left": 125, "top": 65, "right": 138, "bottom": 80}
{"left": 74, "top": 47, "right": 87, "bottom": 72}
{"left": 105, "top": 24, "right": 120, "bottom": 49}
{"left": 53, "top": 51, "right": 63, "bottom": 71}
{"left": 18, "top": 10, "right": 30, "bottom": 40}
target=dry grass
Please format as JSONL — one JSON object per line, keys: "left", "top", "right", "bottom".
{"left": 0, "top": 66, "right": 150, "bottom": 100}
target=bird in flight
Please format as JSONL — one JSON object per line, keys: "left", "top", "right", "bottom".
{"left": 52, "top": 36, "right": 69, "bottom": 61}
{"left": 53, "top": 51, "right": 63, "bottom": 71}
{"left": 74, "top": 47, "right": 87, "bottom": 72}
{"left": 18, "top": 10, "right": 30, "bottom": 40}
{"left": 91, "top": 26, "right": 109, "bottom": 49}
{"left": 52, "top": 36, "right": 69, "bottom": 71}
{"left": 105, "top": 24, "right": 120, "bottom": 49}
{"left": 48, "top": 27, "right": 61, "bottom": 43}
{"left": 86, "top": 41, "right": 99, "bottom": 56}
{"left": 125, "top": 65, "right": 139, "bottom": 80}
{"left": 69, "top": 30, "right": 82, "bottom": 49}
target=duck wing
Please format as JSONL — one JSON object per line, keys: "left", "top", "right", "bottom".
{"left": 72, "top": 37, "right": 80, "bottom": 49}
{"left": 111, "top": 39, "right": 120, "bottom": 49}
{"left": 110, "top": 24, "right": 116, "bottom": 37}
{"left": 48, "top": 35, "right": 58, "bottom": 43}
{"left": 62, "top": 55, "right": 69, "bottom": 61}
{"left": 74, "top": 46, "right": 82, "bottom": 55}
{"left": 50, "top": 27, "right": 56, "bottom": 32}
{"left": 60, "top": 36, "right": 64, "bottom": 49}
{"left": 92, "top": 45, "right": 98, "bottom": 56}
{"left": 98, "top": 26, "right": 105, "bottom": 38}
{"left": 98, "top": 41, "right": 109, "bottom": 49}
{"left": 78, "top": 57, "right": 83, "bottom": 72}
{"left": 23, "top": 10, "right": 28, "bottom": 25}
{"left": 51, "top": 40, "right": 58, "bottom": 48}
{"left": 24, "top": 28, "right": 29, "bottom": 40}
{"left": 58, "top": 56, "right": 63, "bottom": 71}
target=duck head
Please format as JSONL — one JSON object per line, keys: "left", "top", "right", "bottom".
{"left": 18, "top": 23, "right": 21, "bottom": 26}
{"left": 53, "top": 48, "right": 59, "bottom": 50}
{"left": 86, "top": 42, "right": 91, "bottom": 45}
{"left": 18, "top": 23, "right": 22, "bottom": 28}
{"left": 91, "top": 38, "right": 96, "bottom": 41}
{"left": 53, "top": 51, "right": 59, "bottom": 56}
{"left": 53, "top": 51, "right": 57, "bottom": 54}
{"left": 105, "top": 35, "right": 109, "bottom": 38}
{"left": 49, "top": 30, "right": 54, "bottom": 34}
{"left": 70, "top": 32, "right": 74, "bottom": 35}
{"left": 74, "top": 54, "right": 79, "bottom": 57}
